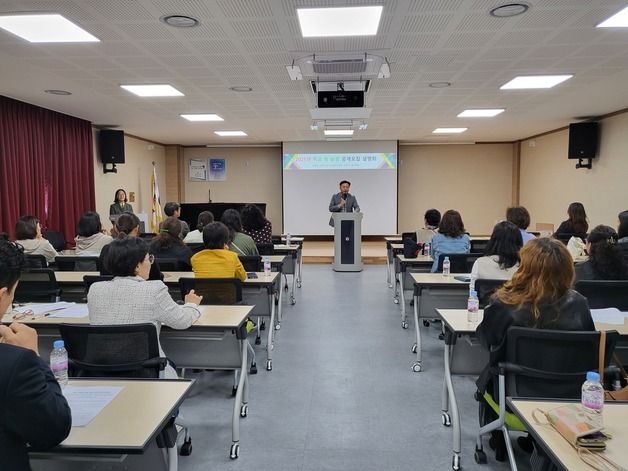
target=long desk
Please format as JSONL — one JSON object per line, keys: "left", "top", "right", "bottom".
{"left": 5, "top": 305, "right": 254, "bottom": 460}
{"left": 507, "top": 399, "right": 628, "bottom": 471}
{"left": 393, "top": 254, "right": 433, "bottom": 323}
{"left": 30, "top": 378, "right": 193, "bottom": 471}
{"left": 384, "top": 237, "right": 402, "bottom": 288}
{"left": 436, "top": 308, "right": 628, "bottom": 471}
{"left": 273, "top": 244, "right": 301, "bottom": 304}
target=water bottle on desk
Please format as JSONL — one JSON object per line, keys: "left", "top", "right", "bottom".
{"left": 423, "top": 243, "right": 431, "bottom": 257}
{"left": 581, "top": 371, "right": 604, "bottom": 428}
{"left": 50, "top": 340, "right": 68, "bottom": 388}
{"left": 467, "top": 289, "right": 479, "bottom": 323}
{"left": 263, "top": 256, "right": 271, "bottom": 276}
{"left": 442, "top": 256, "right": 451, "bottom": 277}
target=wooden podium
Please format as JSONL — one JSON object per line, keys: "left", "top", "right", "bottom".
{"left": 331, "top": 212, "right": 363, "bottom": 272}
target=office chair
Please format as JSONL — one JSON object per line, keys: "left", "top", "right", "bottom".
{"left": 14, "top": 268, "right": 61, "bottom": 303}
{"left": 256, "top": 243, "right": 274, "bottom": 255}
{"left": 470, "top": 239, "right": 489, "bottom": 253}
{"left": 83, "top": 275, "right": 114, "bottom": 300}
{"left": 474, "top": 279, "right": 506, "bottom": 309}
{"left": 436, "top": 253, "right": 483, "bottom": 273}
{"left": 401, "top": 231, "right": 417, "bottom": 243}
{"left": 24, "top": 254, "right": 48, "bottom": 269}
{"left": 58, "top": 323, "right": 192, "bottom": 457}
{"left": 55, "top": 255, "right": 100, "bottom": 272}
{"left": 239, "top": 255, "right": 262, "bottom": 273}
{"left": 186, "top": 243, "right": 205, "bottom": 254}
{"left": 618, "top": 242, "right": 628, "bottom": 262}
{"left": 154, "top": 257, "right": 190, "bottom": 271}
{"left": 43, "top": 230, "right": 66, "bottom": 251}
{"left": 574, "top": 280, "right": 628, "bottom": 310}
{"left": 475, "top": 327, "right": 619, "bottom": 469}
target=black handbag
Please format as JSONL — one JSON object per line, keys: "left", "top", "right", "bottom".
{"left": 403, "top": 237, "right": 421, "bottom": 258}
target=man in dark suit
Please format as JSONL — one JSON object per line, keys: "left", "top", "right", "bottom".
{"left": 328, "top": 180, "right": 360, "bottom": 227}
{"left": 0, "top": 240, "right": 71, "bottom": 470}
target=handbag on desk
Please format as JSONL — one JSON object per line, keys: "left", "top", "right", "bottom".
{"left": 403, "top": 237, "right": 421, "bottom": 258}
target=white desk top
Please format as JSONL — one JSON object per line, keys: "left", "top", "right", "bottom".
{"left": 280, "top": 236, "right": 304, "bottom": 242}
{"left": 508, "top": 399, "right": 628, "bottom": 471}
{"left": 273, "top": 244, "right": 299, "bottom": 251}
{"left": 384, "top": 236, "right": 402, "bottom": 242}
{"left": 56, "top": 379, "right": 193, "bottom": 451}
{"left": 395, "top": 254, "right": 433, "bottom": 264}
{"left": 410, "top": 273, "right": 469, "bottom": 285}
{"left": 52, "top": 271, "right": 279, "bottom": 286}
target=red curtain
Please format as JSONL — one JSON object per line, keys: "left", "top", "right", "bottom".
{"left": 0, "top": 96, "right": 95, "bottom": 244}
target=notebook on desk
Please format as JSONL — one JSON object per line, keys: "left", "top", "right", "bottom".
{"left": 454, "top": 275, "right": 472, "bottom": 282}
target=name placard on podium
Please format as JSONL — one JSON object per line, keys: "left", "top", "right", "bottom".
{"left": 331, "top": 212, "right": 363, "bottom": 272}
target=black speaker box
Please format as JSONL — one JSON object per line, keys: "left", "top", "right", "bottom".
{"left": 318, "top": 90, "right": 364, "bottom": 108}
{"left": 99, "top": 130, "right": 125, "bottom": 164}
{"left": 568, "top": 122, "right": 598, "bottom": 159}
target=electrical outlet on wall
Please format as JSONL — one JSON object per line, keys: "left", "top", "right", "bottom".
{"left": 129, "top": 192, "right": 135, "bottom": 202}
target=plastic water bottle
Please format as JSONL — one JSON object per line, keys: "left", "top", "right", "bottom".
{"left": 263, "top": 256, "right": 271, "bottom": 276}
{"left": 581, "top": 371, "right": 604, "bottom": 428}
{"left": 286, "top": 233, "right": 291, "bottom": 247}
{"left": 442, "top": 256, "right": 451, "bottom": 277}
{"left": 50, "top": 340, "right": 69, "bottom": 388}
{"left": 423, "top": 243, "right": 431, "bottom": 257}
{"left": 467, "top": 289, "right": 479, "bottom": 323}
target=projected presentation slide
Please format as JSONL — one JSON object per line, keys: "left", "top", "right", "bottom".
{"left": 282, "top": 141, "right": 398, "bottom": 235}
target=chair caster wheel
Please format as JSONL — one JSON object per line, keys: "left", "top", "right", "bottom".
{"left": 423, "top": 320, "right": 430, "bottom": 327}
{"left": 231, "top": 386, "right": 237, "bottom": 397}
{"left": 275, "top": 324, "right": 281, "bottom": 330}
{"left": 297, "top": 282, "right": 302, "bottom": 288}
{"left": 290, "top": 297, "right": 296, "bottom": 305}
{"left": 393, "top": 298, "right": 400, "bottom": 304}
{"left": 412, "top": 362, "right": 422, "bottom": 372}
{"left": 411, "top": 343, "right": 417, "bottom": 353}
{"left": 452, "top": 454, "right": 461, "bottom": 470}
{"left": 401, "top": 321, "right": 408, "bottom": 329}
{"left": 284, "top": 284, "right": 288, "bottom": 291}
{"left": 229, "top": 443, "right": 239, "bottom": 459}
{"left": 240, "top": 404, "right": 248, "bottom": 418}
{"left": 438, "top": 333, "right": 445, "bottom": 341}
{"left": 260, "top": 320, "right": 265, "bottom": 331}
{"left": 266, "top": 360, "right": 272, "bottom": 371}
{"left": 249, "top": 363, "right": 257, "bottom": 375}
{"left": 255, "top": 337, "right": 261, "bottom": 345}
{"left": 442, "top": 412, "right": 451, "bottom": 427}
{"left": 474, "top": 448, "right": 487, "bottom": 464}
{"left": 180, "top": 438, "right": 192, "bottom": 456}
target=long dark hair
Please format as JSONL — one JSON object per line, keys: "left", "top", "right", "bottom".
{"left": 15, "top": 215, "right": 39, "bottom": 240}
{"left": 221, "top": 209, "right": 243, "bottom": 241}
{"left": 113, "top": 188, "right": 127, "bottom": 203}
{"left": 77, "top": 211, "right": 102, "bottom": 237}
{"left": 241, "top": 204, "right": 267, "bottom": 231}
{"left": 150, "top": 217, "right": 184, "bottom": 250}
{"left": 485, "top": 221, "right": 523, "bottom": 269}
{"left": 567, "top": 202, "right": 588, "bottom": 237}
{"left": 438, "top": 210, "right": 465, "bottom": 238}
{"left": 587, "top": 225, "right": 628, "bottom": 280}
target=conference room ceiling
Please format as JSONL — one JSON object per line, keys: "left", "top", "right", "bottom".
{"left": 1, "top": 0, "right": 628, "bottom": 145}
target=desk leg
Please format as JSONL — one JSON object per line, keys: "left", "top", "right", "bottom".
{"left": 230, "top": 339, "right": 249, "bottom": 460}
{"left": 443, "top": 331, "right": 461, "bottom": 471}
{"left": 167, "top": 445, "right": 178, "bottom": 471}
{"left": 290, "top": 261, "right": 297, "bottom": 305}
{"left": 276, "top": 273, "right": 283, "bottom": 329}
{"left": 412, "top": 294, "right": 422, "bottom": 372}
{"left": 266, "top": 289, "right": 275, "bottom": 371}
{"left": 296, "top": 247, "right": 303, "bottom": 288}
{"left": 386, "top": 248, "right": 392, "bottom": 288}
{"left": 393, "top": 260, "right": 400, "bottom": 304}
{"left": 399, "top": 269, "right": 407, "bottom": 329}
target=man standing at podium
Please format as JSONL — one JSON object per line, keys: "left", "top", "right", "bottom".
{"left": 329, "top": 180, "right": 360, "bottom": 227}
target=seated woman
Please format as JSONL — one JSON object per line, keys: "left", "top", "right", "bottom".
{"left": 554, "top": 202, "right": 588, "bottom": 240}
{"left": 14, "top": 215, "right": 58, "bottom": 263}
{"left": 87, "top": 237, "right": 202, "bottom": 378}
{"left": 109, "top": 188, "right": 133, "bottom": 216}
{"left": 149, "top": 217, "right": 193, "bottom": 270}
{"left": 221, "top": 209, "right": 259, "bottom": 256}
{"left": 100, "top": 213, "right": 162, "bottom": 280}
{"left": 183, "top": 211, "right": 214, "bottom": 244}
{"left": 429, "top": 209, "right": 470, "bottom": 272}
{"left": 476, "top": 237, "right": 594, "bottom": 460}
{"left": 75, "top": 211, "right": 112, "bottom": 255}
{"left": 191, "top": 222, "right": 246, "bottom": 281}
{"left": 575, "top": 225, "right": 628, "bottom": 281}
{"left": 240, "top": 204, "right": 272, "bottom": 244}
{"left": 506, "top": 206, "right": 535, "bottom": 245}
{"left": 416, "top": 208, "right": 440, "bottom": 245}
{"left": 471, "top": 221, "right": 522, "bottom": 280}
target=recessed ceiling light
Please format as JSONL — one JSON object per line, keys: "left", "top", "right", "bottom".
{"left": 120, "top": 84, "right": 184, "bottom": 97}
{"left": 297, "top": 6, "right": 383, "bottom": 37}
{"left": 324, "top": 129, "right": 354, "bottom": 136}
{"left": 457, "top": 109, "right": 505, "bottom": 118}
{"left": 215, "top": 131, "right": 247, "bottom": 137}
{"left": 433, "top": 128, "right": 468, "bottom": 134}
{"left": 44, "top": 89, "right": 72, "bottom": 96}
{"left": 180, "top": 114, "right": 224, "bottom": 122}
{"left": 160, "top": 15, "right": 199, "bottom": 28}
{"left": 597, "top": 6, "right": 628, "bottom": 27}
{"left": 0, "top": 14, "right": 99, "bottom": 43}
{"left": 500, "top": 75, "right": 573, "bottom": 89}
{"left": 489, "top": 3, "right": 529, "bottom": 18}
{"left": 429, "top": 82, "right": 451, "bottom": 88}
{"left": 229, "top": 86, "right": 253, "bottom": 92}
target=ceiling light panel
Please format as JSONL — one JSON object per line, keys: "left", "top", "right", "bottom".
{"left": 0, "top": 14, "right": 100, "bottom": 43}
{"left": 500, "top": 75, "right": 573, "bottom": 89}
{"left": 297, "top": 6, "right": 383, "bottom": 37}
{"left": 324, "top": 129, "right": 354, "bottom": 136}
{"left": 457, "top": 109, "right": 505, "bottom": 117}
{"left": 180, "top": 114, "right": 224, "bottom": 121}
{"left": 120, "top": 84, "right": 184, "bottom": 97}
{"left": 215, "top": 131, "right": 247, "bottom": 137}
{"left": 432, "top": 128, "right": 468, "bottom": 134}
{"left": 597, "top": 6, "right": 628, "bottom": 27}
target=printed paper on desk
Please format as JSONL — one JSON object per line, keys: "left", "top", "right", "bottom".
{"left": 48, "top": 304, "right": 89, "bottom": 318}
{"left": 63, "top": 386, "right": 124, "bottom": 427}
{"left": 591, "top": 308, "right": 626, "bottom": 325}
{"left": 14, "top": 302, "right": 75, "bottom": 316}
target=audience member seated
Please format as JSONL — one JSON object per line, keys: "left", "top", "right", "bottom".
{"left": 14, "top": 215, "right": 58, "bottom": 263}
{"left": 554, "top": 201, "right": 588, "bottom": 240}
{"left": 506, "top": 206, "right": 535, "bottom": 245}
{"left": 191, "top": 222, "right": 246, "bottom": 281}
{"left": 471, "top": 221, "right": 522, "bottom": 280}
{"left": 88, "top": 237, "right": 201, "bottom": 378}
{"left": 164, "top": 202, "right": 189, "bottom": 239}
{"left": 476, "top": 237, "right": 594, "bottom": 460}
{"left": 575, "top": 225, "right": 628, "bottom": 281}
{"left": 416, "top": 208, "right": 440, "bottom": 245}
{"left": 430, "top": 209, "right": 470, "bottom": 272}
{"left": 241, "top": 204, "right": 272, "bottom": 244}
{"left": 618, "top": 210, "right": 628, "bottom": 243}
{"left": 183, "top": 210, "right": 214, "bottom": 244}
{"left": 100, "top": 213, "right": 163, "bottom": 281}
{"left": 109, "top": 188, "right": 133, "bottom": 216}
{"left": 221, "top": 209, "right": 259, "bottom": 256}
{"left": 149, "top": 217, "right": 193, "bottom": 270}
{"left": 0, "top": 240, "right": 71, "bottom": 469}
{"left": 74, "top": 211, "right": 113, "bottom": 255}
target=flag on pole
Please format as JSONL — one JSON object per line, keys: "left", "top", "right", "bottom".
{"left": 150, "top": 163, "right": 163, "bottom": 233}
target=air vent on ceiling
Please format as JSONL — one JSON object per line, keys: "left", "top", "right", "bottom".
{"left": 312, "top": 59, "right": 367, "bottom": 74}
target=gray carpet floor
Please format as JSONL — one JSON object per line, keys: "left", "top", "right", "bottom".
{"left": 179, "top": 264, "right": 532, "bottom": 471}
